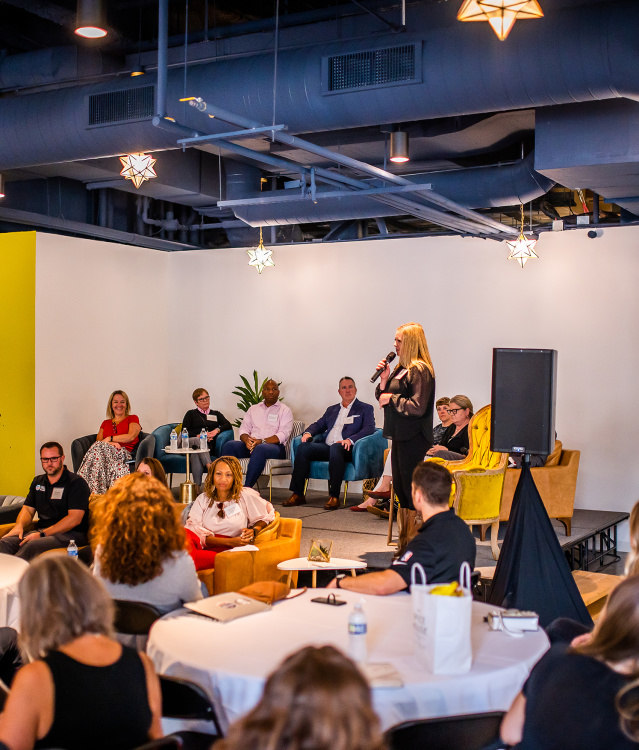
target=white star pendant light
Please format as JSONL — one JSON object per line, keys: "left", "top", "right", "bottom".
{"left": 506, "top": 204, "right": 539, "bottom": 268}
{"left": 247, "top": 229, "right": 275, "bottom": 274}
{"left": 119, "top": 153, "right": 158, "bottom": 189}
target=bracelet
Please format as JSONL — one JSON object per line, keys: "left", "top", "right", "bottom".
{"left": 335, "top": 574, "right": 346, "bottom": 589}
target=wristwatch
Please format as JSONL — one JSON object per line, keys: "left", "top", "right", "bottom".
{"left": 335, "top": 573, "right": 346, "bottom": 589}
{"left": 39, "top": 530, "right": 46, "bottom": 538}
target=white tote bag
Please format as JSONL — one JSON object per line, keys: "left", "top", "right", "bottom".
{"left": 411, "top": 562, "right": 473, "bottom": 674}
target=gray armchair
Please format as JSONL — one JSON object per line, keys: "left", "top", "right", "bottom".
{"left": 71, "top": 432, "right": 155, "bottom": 472}
{"left": 0, "top": 495, "right": 25, "bottom": 526}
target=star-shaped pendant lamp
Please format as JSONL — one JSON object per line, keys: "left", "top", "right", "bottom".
{"left": 119, "top": 153, "right": 158, "bottom": 189}
{"left": 506, "top": 204, "right": 539, "bottom": 268}
{"left": 247, "top": 228, "right": 275, "bottom": 274}
{"left": 457, "top": 0, "right": 543, "bottom": 40}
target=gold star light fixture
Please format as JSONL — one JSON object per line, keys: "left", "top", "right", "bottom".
{"left": 458, "top": 0, "right": 543, "bottom": 41}
{"left": 247, "top": 228, "right": 275, "bottom": 274}
{"left": 119, "top": 153, "right": 158, "bottom": 189}
{"left": 506, "top": 204, "right": 539, "bottom": 269}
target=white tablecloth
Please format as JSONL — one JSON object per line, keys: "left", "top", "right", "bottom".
{"left": 0, "top": 553, "right": 29, "bottom": 628}
{"left": 147, "top": 588, "right": 549, "bottom": 732}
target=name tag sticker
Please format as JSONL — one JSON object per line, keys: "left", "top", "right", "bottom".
{"left": 267, "top": 413, "right": 278, "bottom": 423}
{"left": 224, "top": 503, "right": 241, "bottom": 518}
{"left": 344, "top": 416, "right": 355, "bottom": 425}
{"left": 206, "top": 414, "right": 218, "bottom": 422}
{"left": 395, "top": 369, "right": 408, "bottom": 381}
{"left": 51, "top": 487, "right": 64, "bottom": 500}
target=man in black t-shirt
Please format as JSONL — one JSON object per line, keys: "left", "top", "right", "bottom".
{"left": 327, "top": 462, "right": 476, "bottom": 594}
{"left": 0, "top": 441, "right": 90, "bottom": 561}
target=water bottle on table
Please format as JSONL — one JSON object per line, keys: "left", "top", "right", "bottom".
{"left": 199, "top": 428, "right": 208, "bottom": 451}
{"left": 181, "top": 427, "right": 189, "bottom": 450}
{"left": 348, "top": 601, "right": 368, "bottom": 664}
{"left": 67, "top": 540, "right": 78, "bottom": 559}
{"left": 170, "top": 428, "right": 178, "bottom": 451}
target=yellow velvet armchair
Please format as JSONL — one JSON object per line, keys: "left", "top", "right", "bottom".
{"left": 197, "top": 512, "right": 303, "bottom": 596}
{"left": 428, "top": 405, "right": 507, "bottom": 560}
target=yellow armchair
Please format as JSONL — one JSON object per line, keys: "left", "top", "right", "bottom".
{"left": 428, "top": 405, "right": 507, "bottom": 560}
{"left": 197, "top": 512, "right": 303, "bottom": 596}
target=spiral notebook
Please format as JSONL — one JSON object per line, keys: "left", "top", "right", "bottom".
{"left": 185, "top": 592, "right": 270, "bottom": 622}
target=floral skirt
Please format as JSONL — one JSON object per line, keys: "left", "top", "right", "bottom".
{"left": 78, "top": 441, "right": 132, "bottom": 495}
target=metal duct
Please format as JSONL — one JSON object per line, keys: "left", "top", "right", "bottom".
{"left": 232, "top": 154, "right": 554, "bottom": 226}
{"left": 0, "top": 1, "right": 637, "bottom": 171}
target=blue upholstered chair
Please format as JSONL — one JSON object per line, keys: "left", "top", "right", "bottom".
{"left": 152, "top": 422, "right": 233, "bottom": 486}
{"left": 290, "top": 427, "right": 388, "bottom": 503}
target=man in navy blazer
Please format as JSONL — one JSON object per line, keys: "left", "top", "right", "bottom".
{"left": 284, "top": 377, "right": 375, "bottom": 510}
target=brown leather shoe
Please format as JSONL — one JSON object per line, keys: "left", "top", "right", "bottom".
{"left": 324, "top": 496, "right": 339, "bottom": 510}
{"left": 283, "top": 494, "right": 306, "bottom": 507}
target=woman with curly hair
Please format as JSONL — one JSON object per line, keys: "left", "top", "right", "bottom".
{"left": 92, "top": 473, "right": 202, "bottom": 614}
{"left": 184, "top": 456, "right": 275, "bottom": 571}
{"left": 216, "top": 646, "right": 386, "bottom": 750}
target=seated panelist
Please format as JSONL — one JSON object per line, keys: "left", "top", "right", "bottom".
{"left": 284, "top": 377, "right": 375, "bottom": 511}
{"left": 222, "top": 379, "right": 293, "bottom": 489}
{"left": 182, "top": 388, "right": 233, "bottom": 484}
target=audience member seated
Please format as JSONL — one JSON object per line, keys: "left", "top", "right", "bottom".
{"left": 136, "top": 456, "right": 169, "bottom": 485}
{"left": 222, "top": 379, "right": 293, "bottom": 488}
{"left": 215, "top": 645, "right": 385, "bottom": 750}
{"left": 426, "top": 395, "right": 473, "bottom": 461}
{"left": 92, "top": 474, "right": 202, "bottom": 615}
{"left": 501, "top": 574, "right": 639, "bottom": 750}
{"left": 184, "top": 456, "right": 275, "bottom": 571}
{"left": 284, "top": 376, "right": 375, "bottom": 510}
{"left": 78, "top": 390, "right": 141, "bottom": 494}
{"left": 0, "top": 628, "right": 21, "bottom": 688}
{"left": 0, "top": 441, "right": 90, "bottom": 561}
{"left": 181, "top": 387, "right": 233, "bottom": 485}
{"left": 328, "top": 462, "right": 475, "bottom": 595}
{"left": 355, "top": 395, "right": 452, "bottom": 513}
{"left": 0, "top": 556, "right": 162, "bottom": 750}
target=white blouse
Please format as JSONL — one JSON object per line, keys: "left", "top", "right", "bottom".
{"left": 185, "top": 487, "right": 275, "bottom": 546}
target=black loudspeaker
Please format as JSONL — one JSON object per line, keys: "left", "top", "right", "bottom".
{"left": 491, "top": 348, "right": 557, "bottom": 455}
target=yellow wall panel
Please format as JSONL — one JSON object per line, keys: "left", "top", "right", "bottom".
{"left": 0, "top": 232, "right": 35, "bottom": 494}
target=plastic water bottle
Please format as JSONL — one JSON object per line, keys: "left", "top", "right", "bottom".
{"left": 67, "top": 540, "right": 78, "bottom": 559}
{"left": 199, "top": 428, "right": 208, "bottom": 451}
{"left": 348, "top": 601, "right": 368, "bottom": 664}
{"left": 170, "top": 428, "right": 178, "bottom": 451}
{"left": 181, "top": 427, "right": 190, "bottom": 450}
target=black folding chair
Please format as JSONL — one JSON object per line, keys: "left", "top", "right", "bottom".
{"left": 385, "top": 711, "right": 505, "bottom": 750}
{"left": 160, "top": 675, "right": 224, "bottom": 749}
{"left": 113, "top": 600, "right": 163, "bottom": 636}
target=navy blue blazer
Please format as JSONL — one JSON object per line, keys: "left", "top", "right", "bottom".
{"left": 305, "top": 398, "right": 375, "bottom": 444}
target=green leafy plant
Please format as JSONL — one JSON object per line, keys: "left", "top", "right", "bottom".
{"left": 231, "top": 371, "right": 281, "bottom": 428}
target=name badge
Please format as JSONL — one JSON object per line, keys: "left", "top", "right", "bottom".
{"left": 267, "top": 412, "right": 278, "bottom": 423}
{"left": 344, "top": 416, "right": 355, "bottom": 425}
{"left": 224, "top": 502, "right": 241, "bottom": 518}
{"left": 206, "top": 414, "right": 218, "bottom": 422}
{"left": 395, "top": 368, "right": 408, "bottom": 381}
{"left": 51, "top": 487, "right": 64, "bottom": 500}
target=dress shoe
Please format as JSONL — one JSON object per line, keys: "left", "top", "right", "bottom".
{"left": 324, "top": 496, "right": 339, "bottom": 510}
{"left": 350, "top": 505, "right": 370, "bottom": 512}
{"left": 365, "top": 489, "right": 391, "bottom": 501}
{"left": 367, "top": 500, "right": 390, "bottom": 518}
{"left": 282, "top": 493, "right": 306, "bottom": 507}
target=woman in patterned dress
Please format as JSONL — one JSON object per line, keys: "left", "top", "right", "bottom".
{"left": 78, "top": 390, "right": 141, "bottom": 495}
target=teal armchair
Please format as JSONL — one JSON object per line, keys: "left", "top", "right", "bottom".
{"left": 152, "top": 423, "right": 233, "bottom": 485}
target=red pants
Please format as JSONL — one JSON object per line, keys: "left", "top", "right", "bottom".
{"left": 185, "top": 528, "right": 229, "bottom": 571}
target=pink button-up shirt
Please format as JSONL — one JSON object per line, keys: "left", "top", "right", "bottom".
{"left": 239, "top": 401, "right": 293, "bottom": 445}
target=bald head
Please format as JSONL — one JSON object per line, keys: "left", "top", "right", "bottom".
{"left": 262, "top": 379, "right": 280, "bottom": 406}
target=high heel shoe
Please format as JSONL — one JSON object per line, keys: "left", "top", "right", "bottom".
{"left": 365, "top": 489, "right": 391, "bottom": 501}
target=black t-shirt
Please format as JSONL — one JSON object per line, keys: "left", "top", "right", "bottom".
{"left": 517, "top": 643, "right": 638, "bottom": 750}
{"left": 390, "top": 508, "right": 476, "bottom": 588}
{"left": 440, "top": 423, "right": 469, "bottom": 455}
{"left": 25, "top": 467, "right": 90, "bottom": 535}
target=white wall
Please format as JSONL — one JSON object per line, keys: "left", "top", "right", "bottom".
{"left": 33, "top": 226, "right": 639, "bottom": 545}
{"left": 35, "top": 234, "right": 171, "bottom": 462}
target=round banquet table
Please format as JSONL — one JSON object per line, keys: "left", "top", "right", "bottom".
{"left": 147, "top": 588, "right": 549, "bottom": 733}
{"left": 0, "top": 553, "right": 29, "bottom": 628}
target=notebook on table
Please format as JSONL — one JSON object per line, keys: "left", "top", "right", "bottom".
{"left": 185, "top": 592, "right": 271, "bottom": 623}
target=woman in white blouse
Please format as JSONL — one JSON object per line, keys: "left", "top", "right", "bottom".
{"left": 184, "top": 456, "right": 275, "bottom": 571}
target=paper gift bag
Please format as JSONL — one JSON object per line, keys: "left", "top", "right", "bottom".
{"left": 411, "top": 562, "right": 473, "bottom": 674}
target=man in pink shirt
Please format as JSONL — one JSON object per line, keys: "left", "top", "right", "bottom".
{"left": 221, "top": 380, "right": 294, "bottom": 488}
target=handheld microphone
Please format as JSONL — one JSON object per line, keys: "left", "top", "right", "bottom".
{"left": 370, "top": 351, "right": 396, "bottom": 383}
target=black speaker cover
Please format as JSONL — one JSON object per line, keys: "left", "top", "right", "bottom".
{"left": 491, "top": 348, "right": 557, "bottom": 455}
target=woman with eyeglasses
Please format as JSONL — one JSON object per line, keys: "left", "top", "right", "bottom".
{"left": 78, "top": 390, "right": 141, "bottom": 495}
{"left": 426, "top": 395, "right": 473, "bottom": 461}
{"left": 182, "top": 388, "right": 233, "bottom": 486}
{"left": 184, "top": 456, "right": 275, "bottom": 571}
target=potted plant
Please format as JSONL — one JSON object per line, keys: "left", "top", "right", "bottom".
{"left": 231, "top": 371, "right": 281, "bottom": 428}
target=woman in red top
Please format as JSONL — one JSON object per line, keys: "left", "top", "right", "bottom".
{"left": 78, "top": 390, "right": 141, "bottom": 495}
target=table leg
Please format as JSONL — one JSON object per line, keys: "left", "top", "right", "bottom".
{"left": 185, "top": 452, "right": 191, "bottom": 481}
{"left": 286, "top": 572, "right": 293, "bottom": 587}
{"left": 312, "top": 570, "right": 317, "bottom": 588}
{"left": 350, "top": 569, "right": 356, "bottom": 577}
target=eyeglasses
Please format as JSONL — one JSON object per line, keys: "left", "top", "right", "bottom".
{"left": 41, "top": 456, "right": 62, "bottom": 463}
{"left": 112, "top": 421, "right": 118, "bottom": 433}
{"left": 447, "top": 408, "right": 464, "bottom": 415}
{"left": 196, "top": 396, "right": 210, "bottom": 402}
{"left": 217, "top": 502, "right": 225, "bottom": 518}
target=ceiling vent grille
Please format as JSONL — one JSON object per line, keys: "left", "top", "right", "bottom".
{"left": 324, "top": 44, "right": 420, "bottom": 94}
{"left": 88, "top": 86, "right": 155, "bottom": 126}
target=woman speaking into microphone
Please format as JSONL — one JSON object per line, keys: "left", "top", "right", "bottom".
{"left": 376, "top": 322, "right": 435, "bottom": 554}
